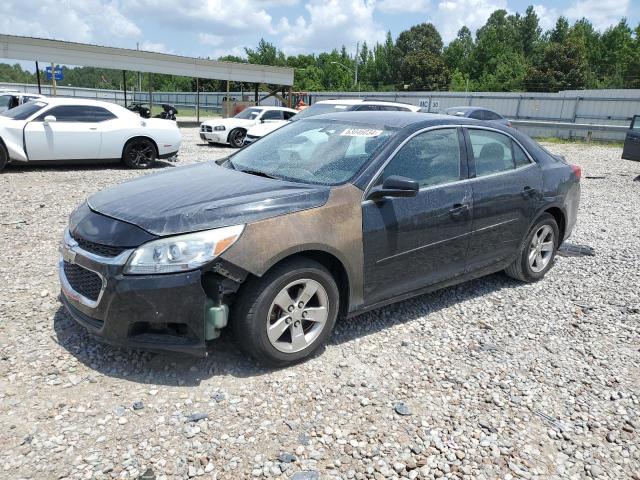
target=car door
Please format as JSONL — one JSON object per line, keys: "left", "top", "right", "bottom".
{"left": 464, "top": 127, "right": 542, "bottom": 271}
{"left": 362, "top": 127, "right": 473, "bottom": 304}
{"left": 24, "top": 105, "right": 102, "bottom": 160}
{"left": 622, "top": 115, "right": 640, "bottom": 161}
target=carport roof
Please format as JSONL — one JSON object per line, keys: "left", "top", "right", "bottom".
{"left": 0, "top": 34, "right": 294, "bottom": 86}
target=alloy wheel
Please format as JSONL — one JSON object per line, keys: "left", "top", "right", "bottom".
{"left": 129, "top": 142, "right": 154, "bottom": 167}
{"left": 528, "top": 224, "right": 555, "bottom": 273}
{"left": 266, "top": 279, "right": 329, "bottom": 353}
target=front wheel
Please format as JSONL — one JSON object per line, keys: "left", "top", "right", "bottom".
{"left": 232, "top": 258, "right": 339, "bottom": 366}
{"left": 228, "top": 129, "right": 246, "bottom": 148}
{"left": 505, "top": 213, "right": 559, "bottom": 282}
{"left": 122, "top": 138, "right": 157, "bottom": 169}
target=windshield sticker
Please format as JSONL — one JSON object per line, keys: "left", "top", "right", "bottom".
{"left": 340, "top": 128, "right": 383, "bottom": 137}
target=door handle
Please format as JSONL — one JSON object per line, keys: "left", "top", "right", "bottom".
{"left": 449, "top": 203, "right": 469, "bottom": 217}
{"left": 522, "top": 186, "right": 538, "bottom": 197}
{"left": 89, "top": 127, "right": 98, "bottom": 130}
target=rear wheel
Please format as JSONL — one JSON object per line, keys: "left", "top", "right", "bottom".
{"left": 232, "top": 258, "right": 339, "bottom": 366}
{"left": 228, "top": 129, "right": 246, "bottom": 148}
{"left": 505, "top": 213, "right": 559, "bottom": 282}
{"left": 0, "top": 141, "right": 7, "bottom": 172}
{"left": 122, "top": 138, "right": 157, "bottom": 169}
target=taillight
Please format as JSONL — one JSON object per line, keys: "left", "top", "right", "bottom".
{"left": 571, "top": 164, "right": 582, "bottom": 181}
{"left": 507, "top": 121, "right": 512, "bottom": 128}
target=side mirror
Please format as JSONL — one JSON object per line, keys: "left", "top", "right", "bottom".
{"left": 366, "top": 175, "right": 419, "bottom": 201}
{"left": 43, "top": 115, "right": 56, "bottom": 124}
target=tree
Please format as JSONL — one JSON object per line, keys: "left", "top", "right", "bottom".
{"left": 471, "top": 10, "right": 521, "bottom": 78}
{"left": 519, "top": 6, "right": 542, "bottom": 57}
{"left": 245, "top": 39, "right": 285, "bottom": 66}
{"left": 550, "top": 17, "right": 570, "bottom": 43}
{"left": 524, "top": 38, "right": 587, "bottom": 91}
{"left": 396, "top": 23, "right": 443, "bottom": 56}
{"left": 477, "top": 52, "right": 528, "bottom": 91}
{"left": 444, "top": 27, "right": 474, "bottom": 75}
{"left": 399, "top": 51, "right": 449, "bottom": 90}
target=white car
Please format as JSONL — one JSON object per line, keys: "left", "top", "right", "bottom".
{"left": 0, "top": 98, "right": 181, "bottom": 171}
{"left": 200, "top": 106, "right": 297, "bottom": 148}
{"left": 0, "top": 92, "right": 47, "bottom": 113}
{"left": 243, "top": 99, "right": 422, "bottom": 145}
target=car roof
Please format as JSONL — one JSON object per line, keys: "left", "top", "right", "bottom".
{"left": 315, "top": 99, "right": 416, "bottom": 108}
{"left": 307, "top": 110, "right": 520, "bottom": 131}
{"left": 252, "top": 105, "right": 297, "bottom": 112}
{"left": 446, "top": 106, "right": 499, "bottom": 114}
{"left": 35, "top": 97, "right": 120, "bottom": 107}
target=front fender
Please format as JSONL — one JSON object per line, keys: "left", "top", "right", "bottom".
{"left": 2, "top": 135, "right": 27, "bottom": 162}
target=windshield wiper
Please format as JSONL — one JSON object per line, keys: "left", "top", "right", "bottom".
{"left": 238, "top": 169, "right": 277, "bottom": 179}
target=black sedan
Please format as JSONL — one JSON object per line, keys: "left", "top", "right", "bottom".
{"left": 59, "top": 112, "right": 581, "bottom": 366}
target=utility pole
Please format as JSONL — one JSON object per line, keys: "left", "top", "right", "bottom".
{"left": 354, "top": 41, "right": 359, "bottom": 91}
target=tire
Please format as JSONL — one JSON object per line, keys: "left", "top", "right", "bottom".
{"left": 122, "top": 138, "right": 157, "bottom": 169}
{"left": 505, "top": 213, "right": 559, "bottom": 282}
{"left": 0, "top": 141, "right": 7, "bottom": 172}
{"left": 232, "top": 258, "right": 339, "bottom": 367}
{"left": 228, "top": 128, "right": 246, "bottom": 148}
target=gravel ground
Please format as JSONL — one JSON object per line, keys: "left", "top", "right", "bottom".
{"left": 0, "top": 128, "right": 639, "bottom": 480}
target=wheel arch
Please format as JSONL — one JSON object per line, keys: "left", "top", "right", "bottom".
{"left": 122, "top": 135, "right": 159, "bottom": 158}
{"left": 542, "top": 206, "right": 566, "bottom": 243}
{"left": 246, "top": 247, "right": 352, "bottom": 318}
{"left": 227, "top": 127, "right": 247, "bottom": 143}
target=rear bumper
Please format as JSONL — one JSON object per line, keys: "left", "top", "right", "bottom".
{"left": 58, "top": 230, "right": 209, "bottom": 356}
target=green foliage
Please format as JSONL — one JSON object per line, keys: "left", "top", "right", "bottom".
{"left": 524, "top": 38, "right": 587, "bottom": 91}
{"left": 1, "top": 7, "right": 636, "bottom": 93}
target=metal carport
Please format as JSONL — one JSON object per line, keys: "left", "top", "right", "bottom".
{"left": 0, "top": 34, "right": 294, "bottom": 120}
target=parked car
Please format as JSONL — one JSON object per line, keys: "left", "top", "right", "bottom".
{"left": 445, "top": 106, "right": 511, "bottom": 126}
{"left": 0, "top": 98, "right": 181, "bottom": 171}
{"left": 200, "top": 106, "right": 298, "bottom": 147}
{"left": 59, "top": 111, "right": 580, "bottom": 365}
{"left": 622, "top": 115, "right": 640, "bottom": 161}
{"left": 243, "top": 99, "right": 422, "bottom": 146}
{"left": 0, "top": 92, "right": 47, "bottom": 113}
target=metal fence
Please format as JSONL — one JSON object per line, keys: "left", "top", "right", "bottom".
{"left": 2, "top": 82, "right": 637, "bottom": 140}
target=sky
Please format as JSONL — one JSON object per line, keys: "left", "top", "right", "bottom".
{"left": 0, "top": 0, "right": 637, "bottom": 68}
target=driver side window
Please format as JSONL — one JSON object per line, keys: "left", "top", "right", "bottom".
{"left": 383, "top": 128, "right": 461, "bottom": 188}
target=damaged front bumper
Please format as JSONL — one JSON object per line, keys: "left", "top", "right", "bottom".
{"left": 58, "top": 229, "right": 235, "bottom": 356}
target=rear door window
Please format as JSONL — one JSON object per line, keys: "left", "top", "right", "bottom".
{"left": 468, "top": 129, "right": 530, "bottom": 176}
{"left": 261, "top": 110, "right": 284, "bottom": 120}
{"left": 468, "top": 110, "right": 484, "bottom": 120}
{"left": 483, "top": 110, "right": 502, "bottom": 120}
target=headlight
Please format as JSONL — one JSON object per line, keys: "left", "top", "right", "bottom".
{"left": 124, "top": 225, "right": 244, "bottom": 275}
{"left": 214, "top": 125, "right": 226, "bottom": 131}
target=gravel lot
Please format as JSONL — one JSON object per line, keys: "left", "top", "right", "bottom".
{"left": 1, "top": 128, "right": 639, "bottom": 480}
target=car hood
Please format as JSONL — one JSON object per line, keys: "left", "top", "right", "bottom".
{"left": 247, "top": 121, "right": 289, "bottom": 137}
{"left": 87, "top": 162, "right": 330, "bottom": 237}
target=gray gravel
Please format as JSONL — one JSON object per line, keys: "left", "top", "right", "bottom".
{"left": 1, "top": 129, "right": 639, "bottom": 480}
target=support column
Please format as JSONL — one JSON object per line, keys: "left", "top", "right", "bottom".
{"left": 35, "top": 61, "right": 41, "bottom": 94}
{"left": 122, "top": 70, "right": 127, "bottom": 107}
{"left": 196, "top": 77, "right": 200, "bottom": 123}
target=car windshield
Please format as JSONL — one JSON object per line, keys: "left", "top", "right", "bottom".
{"left": 234, "top": 107, "right": 262, "bottom": 120}
{"left": 291, "top": 103, "right": 353, "bottom": 121}
{"left": 229, "top": 118, "right": 396, "bottom": 185}
{"left": 1, "top": 100, "right": 47, "bottom": 120}
{"left": 0, "top": 95, "right": 12, "bottom": 109}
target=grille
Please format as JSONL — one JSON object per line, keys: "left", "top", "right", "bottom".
{"left": 202, "top": 125, "right": 212, "bottom": 132}
{"left": 63, "top": 261, "right": 103, "bottom": 302}
{"left": 72, "top": 234, "right": 126, "bottom": 258}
